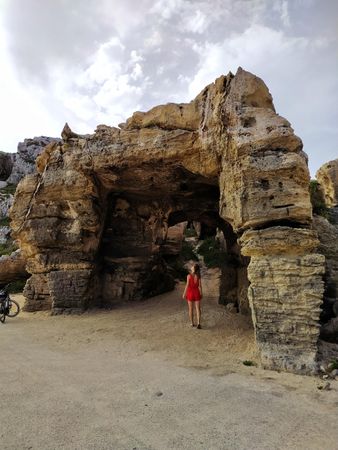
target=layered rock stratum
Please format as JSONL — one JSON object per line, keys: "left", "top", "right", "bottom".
{"left": 0, "top": 137, "right": 59, "bottom": 298}
{"left": 10, "top": 68, "right": 326, "bottom": 373}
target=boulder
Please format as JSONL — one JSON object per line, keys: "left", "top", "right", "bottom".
{"left": 316, "top": 159, "right": 338, "bottom": 207}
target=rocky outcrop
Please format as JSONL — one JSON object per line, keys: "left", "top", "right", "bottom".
{"left": 312, "top": 160, "right": 338, "bottom": 344}
{"left": 240, "top": 227, "right": 324, "bottom": 372}
{"left": 161, "top": 223, "right": 185, "bottom": 255}
{"left": 0, "top": 136, "right": 60, "bottom": 251}
{"left": 0, "top": 152, "right": 14, "bottom": 180}
{"left": 6, "top": 136, "right": 61, "bottom": 185}
{"left": 0, "top": 226, "right": 11, "bottom": 244}
{"left": 313, "top": 215, "right": 338, "bottom": 342}
{"left": 0, "top": 250, "right": 28, "bottom": 284}
{"left": 0, "top": 187, "right": 14, "bottom": 243}
{"left": 10, "top": 68, "right": 325, "bottom": 373}
{"left": 0, "top": 194, "right": 13, "bottom": 218}
{"left": 316, "top": 159, "right": 338, "bottom": 207}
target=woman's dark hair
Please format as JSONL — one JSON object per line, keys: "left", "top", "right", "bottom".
{"left": 193, "top": 263, "right": 201, "bottom": 278}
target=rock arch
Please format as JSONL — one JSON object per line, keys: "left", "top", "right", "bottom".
{"left": 10, "top": 68, "right": 325, "bottom": 373}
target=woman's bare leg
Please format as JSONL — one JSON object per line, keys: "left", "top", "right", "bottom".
{"left": 188, "top": 301, "right": 194, "bottom": 326}
{"left": 195, "top": 302, "right": 201, "bottom": 327}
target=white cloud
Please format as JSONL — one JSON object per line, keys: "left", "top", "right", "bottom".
{"left": 97, "top": 0, "right": 155, "bottom": 37}
{"left": 150, "top": 0, "right": 186, "bottom": 20}
{"left": 93, "top": 75, "right": 144, "bottom": 123}
{"left": 62, "top": 95, "right": 95, "bottom": 123}
{"left": 178, "top": 73, "right": 191, "bottom": 84}
{"left": 130, "top": 63, "right": 143, "bottom": 81}
{"left": 188, "top": 24, "right": 309, "bottom": 97}
{"left": 280, "top": 0, "right": 291, "bottom": 27}
{"left": 273, "top": 0, "right": 291, "bottom": 27}
{"left": 42, "top": 37, "right": 150, "bottom": 129}
{"left": 1, "top": 0, "right": 337, "bottom": 176}
{"left": 130, "top": 50, "right": 144, "bottom": 63}
{"left": 76, "top": 37, "right": 124, "bottom": 88}
{"left": 0, "top": 23, "right": 61, "bottom": 151}
{"left": 183, "top": 9, "right": 209, "bottom": 34}
{"left": 144, "top": 30, "right": 163, "bottom": 48}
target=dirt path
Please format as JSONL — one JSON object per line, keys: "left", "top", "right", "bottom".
{"left": 1, "top": 277, "right": 338, "bottom": 450}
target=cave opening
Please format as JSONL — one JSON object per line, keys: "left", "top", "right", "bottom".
{"left": 95, "top": 164, "right": 251, "bottom": 319}
{"left": 162, "top": 212, "right": 251, "bottom": 316}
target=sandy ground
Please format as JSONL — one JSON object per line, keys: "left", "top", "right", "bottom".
{"left": 1, "top": 271, "right": 338, "bottom": 450}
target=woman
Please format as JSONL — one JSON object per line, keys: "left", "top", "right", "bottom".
{"left": 182, "top": 263, "right": 203, "bottom": 329}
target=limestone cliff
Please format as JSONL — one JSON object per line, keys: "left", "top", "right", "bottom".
{"left": 10, "top": 68, "right": 325, "bottom": 373}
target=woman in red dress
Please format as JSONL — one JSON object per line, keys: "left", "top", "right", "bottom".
{"left": 182, "top": 263, "right": 203, "bottom": 329}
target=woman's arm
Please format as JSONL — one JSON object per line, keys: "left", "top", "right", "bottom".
{"left": 199, "top": 278, "right": 203, "bottom": 298}
{"left": 182, "top": 274, "right": 189, "bottom": 299}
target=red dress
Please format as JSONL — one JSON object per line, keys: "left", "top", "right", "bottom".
{"left": 186, "top": 274, "right": 201, "bottom": 302}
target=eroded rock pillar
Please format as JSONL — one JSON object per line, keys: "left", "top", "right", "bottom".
{"left": 240, "top": 227, "right": 325, "bottom": 373}
{"left": 10, "top": 157, "right": 103, "bottom": 313}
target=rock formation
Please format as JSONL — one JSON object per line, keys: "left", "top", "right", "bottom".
{"left": 0, "top": 250, "right": 28, "bottom": 285}
{"left": 0, "top": 136, "right": 60, "bottom": 246}
{"left": 316, "top": 159, "right": 338, "bottom": 207}
{"left": 160, "top": 223, "right": 185, "bottom": 255}
{"left": 6, "top": 136, "right": 61, "bottom": 185}
{"left": 312, "top": 159, "right": 338, "bottom": 343}
{"left": 10, "top": 68, "right": 325, "bottom": 373}
{"left": 1, "top": 135, "right": 60, "bottom": 216}
{"left": 312, "top": 190, "right": 338, "bottom": 345}
{"left": 314, "top": 215, "right": 338, "bottom": 342}
{"left": 0, "top": 151, "right": 14, "bottom": 181}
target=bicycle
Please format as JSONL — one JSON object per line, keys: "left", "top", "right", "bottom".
{"left": 0, "top": 284, "right": 20, "bottom": 323}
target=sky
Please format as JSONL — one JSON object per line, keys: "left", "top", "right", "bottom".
{"left": 0, "top": 0, "right": 337, "bottom": 176}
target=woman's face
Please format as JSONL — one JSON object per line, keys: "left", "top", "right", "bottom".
{"left": 191, "top": 266, "right": 195, "bottom": 274}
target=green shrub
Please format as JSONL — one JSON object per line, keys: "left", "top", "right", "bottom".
{"left": 184, "top": 227, "right": 197, "bottom": 238}
{"left": 197, "top": 236, "right": 219, "bottom": 253}
{"left": 309, "top": 180, "right": 330, "bottom": 219}
{"left": 0, "top": 216, "right": 10, "bottom": 227}
{"left": 7, "top": 279, "right": 26, "bottom": 293}
{"left": 0, "top": 183, "right": 17, "bottom": 196}
{"left": 181, "top": 241, "right": 198, "bottom": 261}
{"left": 330, "top": 359, "right": 338, "bottom": 370}
{"left": 166, "top": 257, "right": 189, "bottom": 281}
{"left": 164, "top": 241, "right": 198, "bottom": 281}
{"left": 197, "top": 237, "right": 238, "bottom": 268}
{"left": 0, "top": 241, "right": 18, "bottom": 256}
{"left": 242, "top": 360, "right": 256, "bottom": 367}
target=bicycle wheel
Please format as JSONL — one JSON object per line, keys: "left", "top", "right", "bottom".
{"left": 7, "top": 299, "right": 20, "bottom": 318}
{"left": 0, "top": 305, "right": 5, "bottom": 323}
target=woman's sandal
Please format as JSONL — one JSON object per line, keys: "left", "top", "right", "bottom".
{"left": 197, "top": 324, "right": 202, "bottom": 329}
